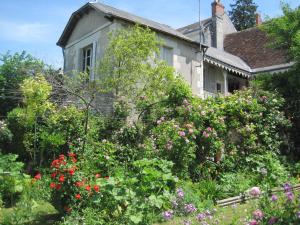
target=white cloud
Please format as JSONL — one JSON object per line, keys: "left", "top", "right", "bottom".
{"left": 0, "top": 20, "right": 54, "bottom": 43}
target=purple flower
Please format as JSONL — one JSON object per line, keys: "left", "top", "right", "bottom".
{"left": 253, "top": 209, "right": 264, "bottom": 220}
{"left": 249, "top": 187, "right": 261, "bottom": 197}
{"left": 196, "top": 213, "right": 206, "bottom": 221}
{"left": 283, "top": 183, "right": 292, "bottom": 192}
{"left": 268, "top": 217, "right": 278, "bottom": 224}
{"left": 286, "top": 191, "right": 294, "bottom": 201}
{"left": 207, "top": 127, "right": 213, "bottom": 132}
{"left": 183, "top": 220, "right": 192, "bottom": 225}
{"left": 271, "top": 195, "right": 278, "bottom": 202}
{"left": 171, "top": 200, "right": 178, "bottom": 208}
{"left": 184, "top": 203, "right": 197, "bottom": 214}
{"left": 162, "top": 210, "right": 173, "bottom": 220}
{"left": 176, "top": 188, "right": 184, "bottom": 199}
{"left": 179, "top": 131, "right": 186, "bottom": 137}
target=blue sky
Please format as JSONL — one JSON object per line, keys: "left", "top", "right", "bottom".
{"left": 0, "top": 0, "right": 299, "bottom": 68}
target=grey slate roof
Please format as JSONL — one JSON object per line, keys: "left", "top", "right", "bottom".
{"left": 205, "top": 47, "right": 252, "bottom": 77}
{"left": 57, "top": 2, "right": 199, "bottom": 47}
{"left": 177, "top": 18, "right": 212, "bottom": 35}
{"left": 91, "top": 2, "right": 197, "bottom": 43}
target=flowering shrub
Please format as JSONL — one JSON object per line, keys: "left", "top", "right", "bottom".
{"left": 246, "top": 183, "right": 300, "bottom": 225}
{"left": 49, "top": 153, "right": 100, "bottom": 213}
{"left": 140, "top": 87, "right": 291, "bottom": 185}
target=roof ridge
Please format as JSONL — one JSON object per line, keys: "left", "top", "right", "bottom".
{"left": 226, "top": 26, "right": 260, "bottom": 36}
{"left": 90, "top": 2, "right": 175, "bottom": 29}
{"left": 177, "top": 18, "right": 212, "bottom": 31}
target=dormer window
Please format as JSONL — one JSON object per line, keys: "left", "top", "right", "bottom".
{"left": 82, "top": 46, "right": 93, "bottom": 73}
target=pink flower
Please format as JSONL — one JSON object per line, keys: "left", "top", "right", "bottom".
{"left": 253, "top": 209, "right": 264, "bottom": 220}
{"left": 249, "top": 187, "right": 261, "bottom": 197}
{"left": 248, "top": 219, "right": 258, "bottom": 225}
{"left": 203, "top": 131, "right": 210, "bottom": 138}
{"left": 206, "top": 127, "right": 212, "bottom": 132}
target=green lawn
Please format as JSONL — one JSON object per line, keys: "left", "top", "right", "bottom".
{"left": 156, "top": 201, "right": 257, "bottom": 225}
{"left": 0, "top": 200, "right": 257, "bottom": 225}
{"left": 0, "top": 201, "right": 59, "bottom": 225}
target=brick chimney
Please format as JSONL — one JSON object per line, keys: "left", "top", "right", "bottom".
{"left": 212, "top": 0, "right": 225, "bottom": 17}
{"left": 256, "top": 13, "right": 263, "bottom": 26}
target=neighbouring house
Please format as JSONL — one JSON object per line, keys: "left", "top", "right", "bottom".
{"left": 57, "top": 0, "right": 292, "bottom": 101}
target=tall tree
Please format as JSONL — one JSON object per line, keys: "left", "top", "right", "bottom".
{"left": 229, "top": 0, "right": 258, "bottom": 31}
{"left": 254, "top": 4, "right": 300, "bottom": 159}
{"left": 0, "top": 52, "right": 45, "bottom": 116}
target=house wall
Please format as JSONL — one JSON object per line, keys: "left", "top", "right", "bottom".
{"left": 63, "top": 12, "right": 204, "bottom": 97}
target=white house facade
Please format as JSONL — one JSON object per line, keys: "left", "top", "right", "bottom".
{"left": 57, "top": 0, "right": 291, "bottom": 101}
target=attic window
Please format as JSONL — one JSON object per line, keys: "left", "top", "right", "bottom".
{"left": 82, "top": 46, "right": 93, "bottom": 73}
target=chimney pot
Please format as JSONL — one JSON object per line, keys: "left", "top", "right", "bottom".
{"left": 212, "top": 0, "right": 225, "bottom": 17}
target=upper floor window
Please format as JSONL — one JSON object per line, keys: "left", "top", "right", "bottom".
{"left": 160, "top": 46, "right": 173, "bottom": 66}
{"left": 82, "top": 46, "right": 93, "bottom": 73}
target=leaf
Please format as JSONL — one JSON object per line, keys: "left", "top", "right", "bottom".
{"left": 129, "top": 215, "right": 143, "bottom": 224}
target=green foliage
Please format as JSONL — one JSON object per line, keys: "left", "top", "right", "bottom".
{"left": 0, "top": 51, "right": 45, "bottom": 116}
{"left": 255, "top": 4, "right": 300, "bottom": 159}
{"left": 262, "top": 4, "right": 300, "bottom": 63}
{"left": 229, "top": 0, "right": 258, "bottom": 31}
{"left": 0, "top": 152, "right": 25, "bottom": 206}
{"left": 49, "top": 154, "right": 176, "bottom": 225}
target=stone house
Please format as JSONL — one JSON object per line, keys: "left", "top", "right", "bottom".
{"left": 57, "top": 0, "right": 292, "bottom": 99}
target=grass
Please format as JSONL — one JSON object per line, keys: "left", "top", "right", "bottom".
{"left": 0, "top": 201, "right": 59, "bottom": 225}
{"left": 155, "top": 200, "right": 258, "bottom": 225}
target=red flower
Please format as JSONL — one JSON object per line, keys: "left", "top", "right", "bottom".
{"left": 75, "top": 194, "right": 81, "bottom": 199}
{"left": 59, "top": 154, "right": 65, "bottom": 161}
{"left": 56, "top": 184, "right": 62, "bottom": 190}
{"left": 95, "top": 173, "right": 101, "bottom": 178}
{"left": 75, "top": 181, "right": 84, "bottom": 187}
{"left": 93, "top": 185, "right": 100, "bottom": 192}
{"left": 105, "top": 176, "right": 109, "bottom": 180}
{"left": 68, "top": 152, "right": 76, "bottom": 157}
{"left": 50, "top": 183, "right": 56, "bottom": 189}
{"left": 58, "top": 175, "right": 65, "bottom": 183}
{"left": 72, "top": 157, "right": 77, "bottom": 163}
{"left": 34, "top": 173, "right": 42, "bottom": 180}
{"left": 51, "top": 172, "right": 57, "bottom": 178}
{"left": 85, "top": 185, "right": 91, "bottom": 191}
{"left": 69, "top": 168, "right": 75, "bottom": 176}
{"left": 51, "top": 159, "right": 60, "bottom": 168}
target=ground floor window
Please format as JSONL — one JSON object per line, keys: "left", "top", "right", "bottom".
{"left": 82, "top": 46, "right": 93, "bottom": 73}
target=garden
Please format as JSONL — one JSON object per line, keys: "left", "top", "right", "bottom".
{"left": 0, "top": 4, "right": 300, "bottom": 225}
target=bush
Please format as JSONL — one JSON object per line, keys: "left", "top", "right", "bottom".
{"left": 245, "top": 183, "right": 300, "bottom": 225}
{"left": 0, "top": 152, "right": 25, "bottom": 206}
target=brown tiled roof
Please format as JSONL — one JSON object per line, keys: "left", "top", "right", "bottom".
{"left": 224, "top": 27, "right": 289, "bottom": 69}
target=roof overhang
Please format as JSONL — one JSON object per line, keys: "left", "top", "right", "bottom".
{"left": 252, "top": 62, "right": 295, "bottom": 74}
{"left": 204, "top": 55, "right": 252, "bottom": 78}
